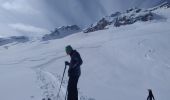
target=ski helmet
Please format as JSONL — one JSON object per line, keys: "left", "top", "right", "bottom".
{"left": 65, "top": 45, "right": 73, "bottom": 54}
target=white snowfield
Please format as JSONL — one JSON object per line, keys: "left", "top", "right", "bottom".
{"left": 0, "top": 8, "right": 170, "bottom": 100}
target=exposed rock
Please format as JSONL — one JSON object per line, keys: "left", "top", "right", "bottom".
{"left": 84, "top": 12, "right": 121, "bottom": 33}
{"left": 42, "top": 25, "right": 81, "bottom": 41}
{"left": 83, "top": 2, "right": 170, "bottom": 33}
{"left": 0, "top": 36, "right": 29, "bottom": 46}
{"left": 10, "top": 36, "right": 29, "bottom": 43}
{"left": 149, "top": 1, "right": 170, "bottom": 11}
{"left": 114, "top": 11, "right": 153, "bottom": 27}
{"left": 110, "top": 12, "right": 121, "bottom": 17}
{"left": 84, "top": 18, "right": 111, "bottom": 33}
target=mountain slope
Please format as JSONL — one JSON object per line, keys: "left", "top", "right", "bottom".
{"left": 0, "top": 6, "right": 170, "bottom": 100}
{"left": 0, "top": 0, "right": 170, "bottom": 37}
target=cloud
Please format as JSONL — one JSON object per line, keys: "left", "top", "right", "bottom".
{"left": 9, "top": 23, "right": 49, "bottom": 36}
{"left": 0, "top": 0, "right": 166, "bottom": 38}
{"left": 1, "top": 0, "right": 39, "bottom": 14}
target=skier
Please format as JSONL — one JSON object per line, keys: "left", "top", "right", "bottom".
{"left": 147, "top": 89, "right": 155, "bottom": 100}
{"left": 65, "top": 45, "right": 83, "bottom": 100}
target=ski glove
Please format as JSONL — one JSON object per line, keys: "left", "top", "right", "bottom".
{"left": 65, "top": 61, "right": 70, "bottom": 66}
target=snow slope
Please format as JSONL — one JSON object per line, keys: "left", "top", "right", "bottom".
{"left": 0, "top": 7, "right": 170, "bottom": 100}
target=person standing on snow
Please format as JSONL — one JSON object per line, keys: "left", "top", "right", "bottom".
{"left": 65, "top": 45, "right": 83, "bottom": 100}
{"left": 147, "top": 89, "right": 155, "bottom": 100}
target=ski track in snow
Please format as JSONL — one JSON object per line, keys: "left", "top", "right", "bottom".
{"left": 34, "top": 69, "right": 96, "bottom": 100}
{"left": 0, "top": 6, "right": 170, "bottom": 100}
{"left": 1, "top": 36, "right": 169, "bottom": 100}
{"left": 30, "top": 49, "right": 97, "bottom": 100}
{"left": 138, "top": 38, "right": 170, "bottom": 69}
{"left": 32, "top": 44, "right": 101, "bottom": 100}
{"left": 144, "top": 49, "right": 156, "bottom": 61}
{"left": 35, "top": 69, "right": 66, "bottom": 100}
{"left": 32, "top": 55, "right": 67, "bottom": 69}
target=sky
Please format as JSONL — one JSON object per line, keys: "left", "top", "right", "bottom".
{"left": 0, "top": 0, "right": 169, "bottom": 37}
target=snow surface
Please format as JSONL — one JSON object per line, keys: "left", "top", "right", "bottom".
{"left": 0, "top": 7, "right": 170, "bottom": 100}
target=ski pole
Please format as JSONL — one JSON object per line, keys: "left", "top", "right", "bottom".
{"left": 65, "top": 89, "right": 68, "bottom": 100}
{"left": 57, "top": 64, "right": 67, "bottom": 99}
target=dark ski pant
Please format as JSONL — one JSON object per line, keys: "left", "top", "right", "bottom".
{"left": 147, "top": 96, "right": 154, "bottom": 100}
{"left": 67, "top": 75, "right": 79, "bottom": 100}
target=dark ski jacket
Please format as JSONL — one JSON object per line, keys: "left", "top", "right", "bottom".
{"left": 68, "top": 50, "right": 83, "bottom": 77}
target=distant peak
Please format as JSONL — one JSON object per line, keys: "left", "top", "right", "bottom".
{"left": 42, "top": 25, "right": 81, "bottom": 41}
{"left": 156, "top": 0, "right": 170, "bottom": 8}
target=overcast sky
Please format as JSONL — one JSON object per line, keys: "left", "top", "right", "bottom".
{"left": 0, "top": 0, "right": 168, "bottom": 37}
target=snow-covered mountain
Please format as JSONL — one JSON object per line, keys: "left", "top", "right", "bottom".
{"left": 0, "top": 3, "right": 170, "bottom": 100}
{"left": 42, "top": 25, "right": 81, "bottom": 41}
{"left": 84, "top": 2, "right": 170, "bottom": 33}
{"left": 0, "top": 0, "right": 170, "bottom": 37}
{"left": 0, "top": 36, "right": 29, "bottom": 46}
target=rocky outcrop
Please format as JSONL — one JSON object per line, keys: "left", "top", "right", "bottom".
{"left": 114, "top": 8, "right": 153, "bottom": 27}
{"left": 0, "top": 36, "right": 29, "bottom": 46}
{"left": 42, "top": 25, "right": 81, "bottom": 41}
{"left": 149, "top": 1, "right": 170, "bottom": 11}
{"left": 83, "top": 18, "right": 111, "bottom": 33}
{"left": 84, "top": 2, "right": 169, "bottom": 33}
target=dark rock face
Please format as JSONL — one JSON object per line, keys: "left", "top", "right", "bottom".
{"left": 84, "top": 7, "right": 154, "bottom": 33}
{"left": 150, "top": 1, "right": 170, "bottom": 11}
{"left": 0, "top": 38, "right": 11, "bottom": 46}
{"left": 84, "top": 12, "right": 121, "bottom": 33}
{"left": 10, "top": 36, "right": 29, "bottom": 43}
{"left": 110, "top": 12, "right": 121, "bottom": 17}
{"left": 42, "top": 25, "right": 81, "bottom": 41}
{"left": 84, "top": 2, "right": 169, "bottom": 33}
{"left": 83, "top": 18, "right": 111, "bottom": 33}
{"left": 0, "top": 36, "right": 29, "bottom": 46}
{"left": 114, "top": 10, "right": 153, "bottom": 27}
{"left": 159, "top": 1, "right": 170, "bottom": 8}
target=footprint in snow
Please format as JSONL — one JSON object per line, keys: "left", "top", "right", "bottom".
{"left": 80, "top": 95, "right": 95, "bottom": 100}
{"left": 144, "top": 49, "right": 155, "bottom": 60}
{"left": 35, "top": 70, "right": 60, "bottom": 100}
